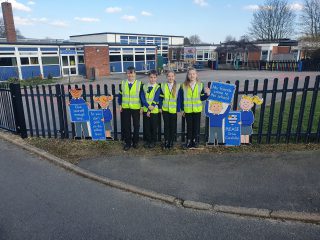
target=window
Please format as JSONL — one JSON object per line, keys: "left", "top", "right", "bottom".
{"left": 30, "top": 57, "right": 39, "bottom": 65}
{"left": 123, "top": 55, "right": 134, "bottom": 61}
{"left": 110, "top": 55, "right": 121, "bottom": 62}
{"left": 146, "top": 54, "right": 155, "bottom": 60}
{"left": 197, "top": 51, "right": 204, "bottom": 61}
{"left": 162, "top": 46, "right": 168, "bottom": 51}
{"left": 0, "top": 57, "right": 17, "bottom": 66}
{"left": 78, "top": 55, "right": 84, "bottom": 64}
{"left": 204, "top": 52, "right": 209, "bottom": 60}
{"left": 162, "top": 53, "right": 168, "bottom": 58}
{"left": 120, "top": 36, "right": 129, "bottom": 44}
{"left": 172, "top": 51, "right": 177, "bottom": 60}
{"left": 42, "top": 56, "right": 59, "bottom": 65}
{"left": 129, "top": 36, "right": 137, "bottom": 44}
{"left": 261, "top": 50, "right": 268, "bottom": 61}
{"left": 20, "top": 57, "right": 29, "bottom": 65}
{"left": 135, "top": 55, "right": 145, "bottom": 61}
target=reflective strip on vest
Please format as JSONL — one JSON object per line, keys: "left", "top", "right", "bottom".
{"left": 143, "top": 84, "right": 159, "bottom": 114}
{"left": 121, "top": 80, "right": 141, "bottom": 109}
{"left": 161, "top": 83, "right": 179, "bottom": 114}
{"left": 183, "top": 83, "right": 203, "bottom": 113}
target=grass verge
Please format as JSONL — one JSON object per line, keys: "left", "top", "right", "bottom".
{"left": 25, "top": 137, "right": 320, "bottom": 164}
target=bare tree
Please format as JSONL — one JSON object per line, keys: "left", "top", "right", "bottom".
{"left": 184, "top": 37, "right": 191, "bottom": 45}
{"left": 0, "top": 18, "right": 25, "bottom": 39}
{"left": 225, "top": 35, "right": 236, "bottom": 42}
{"left": 249, "top": 0, "right": 295, "bottom": 41}
{"left": 189, "top": 34, "right": 201, "bottom": 44}
{"left": 300, "top": 0, "right": 320, "bottom": 40}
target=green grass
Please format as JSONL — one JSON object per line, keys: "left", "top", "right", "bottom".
{"left": 252, "top": 92, "right": 320, "bottom": 143}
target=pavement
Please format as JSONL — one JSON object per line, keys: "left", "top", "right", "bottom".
{"left": 1, "top": 130, "right": 320, "bottom": 224}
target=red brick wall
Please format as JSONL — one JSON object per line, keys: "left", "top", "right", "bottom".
{"left": 84, "top": 46, "right": 110, "bottom": 79}
{"left": 248, "top": 51, "right": 261, "bottom": 61}
{"left": 1, "top": 2, "right": 17, "bottom": 42}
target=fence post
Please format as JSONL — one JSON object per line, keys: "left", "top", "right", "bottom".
{"left": 9, "top": 83, "right": 27, "bottom": 138}
{"left": 55, "top": 84, "right": 65, "bottom": 139}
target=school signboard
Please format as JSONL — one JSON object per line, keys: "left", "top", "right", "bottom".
{"left": 225, "top": 111, "right": 241, "bottom": 146}
{"left": 88, "top": 110, "right": 106, "bottom": 141}
{"left": 69, "top": 103, "right": 89, "bottom": 122}
{"left": 209, "top": 81, "right": 236, "bottom": 104}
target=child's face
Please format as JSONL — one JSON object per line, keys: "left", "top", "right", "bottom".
{"left": 240, "top": 99, "right": 253, "bottom": 110}
{"left": 210, "top": 103, "right": 222, "bottom": 114}
{"left": 149, "top": 74, "right": 157, "bottom": 85}
{"left": 167, "top": 72, "right": 175, "bottom": 83}
{"left": 70, "top": 89, "right": 82, "bottom": 98}
{"left": 188, "top": 70, "right": 197, "bottom": 82}
{"left": 126, "top": 70, "right": 136, "bottom": 81}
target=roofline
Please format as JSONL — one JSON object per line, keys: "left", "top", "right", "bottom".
{"left": 70, "top": 32, "right": 184, "bottom": 38}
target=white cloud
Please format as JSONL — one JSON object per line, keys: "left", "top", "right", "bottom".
{"left": 14, "top": 16, "right": 47, "bottom": 25}
{"left": 49, "top": 21, "right": 68, "bottom": 28}
{"left": 0, "top": 0, "right": 32, "bottom": 12}
{"left": 74, "top": 17, "right": 100, "bottom": 22}
{"left": 121, "top": 15, "right": 137, "bottom": 22}
{"left": 243, "top": 4, "right": 260, "bottom": 11}
{"left": 141, "top": 11, "right": 152, "bottom": 16}
{"left": 289, "top": 3, "right": 303, "bottom": 11}
{"left": 193, "top": 0, "right": 208, "bottom": 7}
{"left": 105, "top": 7, "right": 122, "bottom": 13}
{"left": 27, "top": 1, "right": 35, "bottom": 5}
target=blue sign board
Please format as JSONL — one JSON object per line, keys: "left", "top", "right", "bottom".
{"left": 209, "top": 82, "right": 236, "bottom": 103}
{"left": 89, "top": 110, "right": 106, "bottom": 141}
{"left": 69, "top": 103, "right": 89, "bottom": 122}
{"left": 225, "top": 111, "right": 241, "bottom": 146}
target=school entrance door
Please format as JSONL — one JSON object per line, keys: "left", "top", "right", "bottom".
{"left": 61, "top": 55, "right": 77, "bottom": 76}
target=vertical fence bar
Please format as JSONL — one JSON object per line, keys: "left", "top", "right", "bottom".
{"left": 89, "top": 84, "right": 94, "bottom": 109}
{"left": 42, "top": 85, "right": 51, "bottom": 138}
{"left": 305, "top": 76, "right": 319, "bottom": 143}
{"left": 36, "top": 86, "right": 46, "bottom": 137}
{"left": 232, "top": 80, "right": 239, "bottom": 110}
{"left": 23, "top": 86, "right": 33, "bottom": 137}
{"left": 276, "top": 77, "right": 288, "bottom": 143}
{"left": 266, "top": 78, "right": 278, "bottom": 144}
{"left": 295, "top": 76, "right": 310, "bottom": 142}
{"left": 9, "top": 84, "right": 27, "bottom": 138}
{"left": 6, "top": 90, "right": 16, "bottom": 131}
{"left": 104, "top": 84, "right": 108, "bottom": 96}
{"left": 286, "top": 77, "right": 299, "bottom": 143}
{"left": 29, "top": 86, "right": 39, "bottom": 137}
{"left": 55, "top": 84, "right": 65, "bottom": 139}
{"left": 111, "top": 84, "right": 118, "bottom": 141}
{"left": 257, "top": 79, "right": 268, "bottom": 144}
{"left": 317, "top": 117, "right": 320, "bottom": 143}
{"left": 49, "top": 85, "right": 57, "bottom": 138}
{"left": 244, "top": 80, "right": 249, "bottom": 95}
{"left": 252, "top": 79, "right": 259, "bottom": 115}
{"left": 67, "top": 85, "right": 75, "bottom": 138}
{"left": 60, "top": 84, "right": 69, "bottom": 139}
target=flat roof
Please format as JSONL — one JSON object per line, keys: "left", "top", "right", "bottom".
{"left": 70, "top": 31, "right": 184, "bottom": 38}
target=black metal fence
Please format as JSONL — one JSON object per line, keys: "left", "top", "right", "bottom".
{"left": 0, "top": 75, "right": 319, "bottom": 144}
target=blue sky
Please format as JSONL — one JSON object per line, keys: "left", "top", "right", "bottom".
{"left": 1, "top": 0, "right": 304, "bottom": 43}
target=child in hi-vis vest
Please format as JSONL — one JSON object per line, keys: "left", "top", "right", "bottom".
{"left": 159, "top": 70, "right": 181, "bottom": 149}
{"left": 180, "top": 68, "right": 210, "bottom": 149}
{"left": 142, "top": 70, "right": 161, "bottom": 148}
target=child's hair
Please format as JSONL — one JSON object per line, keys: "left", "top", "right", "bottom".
{"left": 127, "top": 66, "right": 136, "bottom": 73}
{"left": 209, "top": 101, "right": 222, "bottom": 108}
{"left": 166, "top": 70, "right": 177, "bottom": 98}
{"left": 184, "top": 67, "right": 200, "bottom": 87}
{"left": 241, "top": 95, "right": 263, "bottom": 105}
{"left": 148, "top": 69, "right": 158, "bottom": 76}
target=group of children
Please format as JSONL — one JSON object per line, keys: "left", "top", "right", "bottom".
{"left": 70, "top": 66, "right": 263, "bottom": 150}
{"left": 118, "top": 66, "right": 263, "bottom": 151}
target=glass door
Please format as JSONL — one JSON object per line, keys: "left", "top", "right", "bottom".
{"left": 61, "top": 55, "right": 77, "bottom": 76}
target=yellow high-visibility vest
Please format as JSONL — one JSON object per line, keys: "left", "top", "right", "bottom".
{"left": 161, "top": 83, "right": 180, "bottom": 114}
{"left": 143, "top": 84, "right": 160, "bottom": 113}
{"left": 121, "top": 80, "right": 141, "bottom": 109}
{"left": 183, "top": 82, "right": 203, "bottom": 113}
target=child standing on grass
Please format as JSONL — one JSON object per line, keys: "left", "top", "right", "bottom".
{"left": 159, "top": 70, "right": 181, "bottom": 149}
{"left": 118, "top": 66, "right": 143, "bottom": 151}
{"left": 142, "top": 70, "right": 161, "bottom": 148}
{"left": 239, "top": 95, "right": 263, "bottom": 145}
{"left": 180, "top": 68, "right": 210, "bottom": 149}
